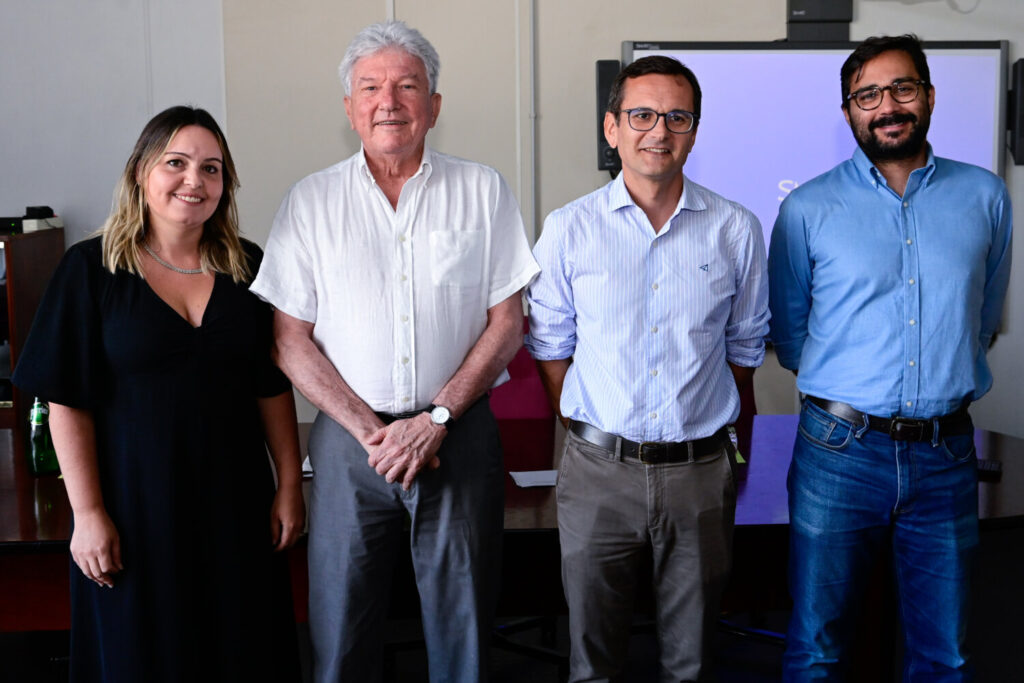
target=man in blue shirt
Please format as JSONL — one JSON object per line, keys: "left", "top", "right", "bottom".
{"left": 526, "top": 56, "right": 769, "bottom": 682}
{"left": 769, "top": 35, "right": 1012, "bottom": 680}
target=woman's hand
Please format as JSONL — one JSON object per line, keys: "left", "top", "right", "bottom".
{"left": 69, "top": 508, "right": 122, "bottom": 588}
{"left": 258, "top": 390, "right": 305, "bottom": 551}
{"left": 48, "top": 403, "right": 120, "bottom": 587}
{"left": 270, "top": 483, "right": 305, "bottom": 551}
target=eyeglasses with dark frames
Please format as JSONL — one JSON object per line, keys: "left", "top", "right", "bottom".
{"left": 846, "top": 79, "right": 928, "bottom": 111}
{"left": 616, "top": 107, "right": 698, "bottom": 134}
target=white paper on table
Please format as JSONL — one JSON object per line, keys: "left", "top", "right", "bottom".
{"left": 509, "top": 470, "right": 558, "bottom": 487}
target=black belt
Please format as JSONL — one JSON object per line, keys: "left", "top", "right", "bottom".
{"left": 375, "top": 409, "right": 422, "bottom": 425}
{"left": 568, "top": 421, "right": 728, "bottom": 465}
{"left": 805, "top": 395, "right": 972, "bottom": 442}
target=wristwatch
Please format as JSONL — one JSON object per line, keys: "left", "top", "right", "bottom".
{"left": 427, "top": 404, "right": 454, "bottom": 429}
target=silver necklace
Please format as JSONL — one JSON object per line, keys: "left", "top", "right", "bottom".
{"left": 143, "top": 243, "right": 203, "bottom": 275}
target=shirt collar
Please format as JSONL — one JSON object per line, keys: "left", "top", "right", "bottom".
{"left": 852, "top": 143, "right": 937, "bottom": 188}
{"left": 606, "top": 171, "right": 706, "bottom": 214}
{"left": 355, "top": 144, "right": 435, "bottom": 187}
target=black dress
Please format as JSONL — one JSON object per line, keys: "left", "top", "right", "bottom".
{"left": 13, "top": 237, "right": 300, "bottom": 683}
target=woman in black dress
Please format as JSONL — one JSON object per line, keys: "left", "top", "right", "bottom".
{"left": 13, "top": 106, "right": 304, "bottom": 682}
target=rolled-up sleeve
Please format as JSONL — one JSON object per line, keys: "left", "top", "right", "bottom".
{"left": 725, "top": 211, "right": 769, "bottom": 368}
{"left": 524, "top": 211, "right": 576, "bottom": 361}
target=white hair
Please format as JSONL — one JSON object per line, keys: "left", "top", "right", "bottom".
{"left": 338, "top": 21, "right": 440, "bottom": 95}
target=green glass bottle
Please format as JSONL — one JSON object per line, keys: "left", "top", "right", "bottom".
{"left": 28, "top": 397, "right": 59, "bottom": 476}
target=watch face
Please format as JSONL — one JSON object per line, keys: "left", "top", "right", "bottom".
{"left": 431, "top": 406, "right": 451, "bottom": 425}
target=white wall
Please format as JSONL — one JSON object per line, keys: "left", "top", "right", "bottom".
{"left": 0, "top": 0, "right": 226, "bottom": 246}
{"left": 851, "top": 1, "right": 1024, "bottom": 435}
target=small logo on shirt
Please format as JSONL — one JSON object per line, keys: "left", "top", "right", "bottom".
{"left": 698, "top": 264, "right": 709, "bottom": 272}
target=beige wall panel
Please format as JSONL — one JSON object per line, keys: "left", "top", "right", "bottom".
{"left": 223, "top": 0, "right": 385, "bottom": 245}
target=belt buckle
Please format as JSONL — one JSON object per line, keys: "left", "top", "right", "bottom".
{"left": 637, "top": 442, "right": 663, "bottom": 465}
{"left": 889, "top": 418, "right": 926, "bottom": 441}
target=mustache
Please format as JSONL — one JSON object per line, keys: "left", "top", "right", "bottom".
{"left": 869, "top": 113, "right": 917, "bottom": 130}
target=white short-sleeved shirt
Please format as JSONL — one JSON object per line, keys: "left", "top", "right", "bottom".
{"left": 251, "top": 145, "right": 540, "bottom": 414}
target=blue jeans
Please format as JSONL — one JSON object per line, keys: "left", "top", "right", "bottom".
{"left": 783, "top": 400, "right": 979, "bottom": 682}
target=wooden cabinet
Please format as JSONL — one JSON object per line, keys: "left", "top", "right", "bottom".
{"left": 0, "top": 228, "right": 66, "bottom": 430}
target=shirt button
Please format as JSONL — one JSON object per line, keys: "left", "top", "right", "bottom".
{"left": 909, "top": 278, "right": 915, "bottom": 285}
{"left": 401, "top": 314, "right": 409, "bottom": 322}
{"left": 906, "top": 401, "right": 913, "bottom": 408}
{"left": 652, "top": 283, "right": 659, "bottom": 291}
{"left": 909, "top": 319, "right": 916, "bottom": 326}
{"left": 399, "top": 235, "right": 407, "bottom": 243}
{"left": 906, "top": 239, "right": 913, "bottom": 245}
{"left": 401, "top": 274, "right": 408, "bottom": 282}
{"left": 909, "top": 360, "right": 916, "bottom": 367}
{"left": 650, "top": 412, "right": 658, "bottom": 419}
{"left": 651, "top": 326, "right": 658, "bottom": 333}
{"left": 650, "top": 369, "right": 658, "bottom": 377}
{"left": 903, "top": 201, "right": 909, "bottom": 208}
{"left": 402, "top": 396, "right": 411, "bottom": 403}
{"left": 401, "top": 357, "right": 409, "bottom": 364}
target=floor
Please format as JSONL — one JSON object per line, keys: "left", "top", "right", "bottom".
{"left": 298, "top": 612, "right": 789, "bottom": 683}
{"left": 2, "top": 612, "right": 787, "bottom": 683}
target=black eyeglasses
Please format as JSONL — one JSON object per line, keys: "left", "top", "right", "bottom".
{"left": 846, "top": 79, "right": 927, "bottom": 111}
{"left": 616, "top": 107, "right": 698, "bottom": 134}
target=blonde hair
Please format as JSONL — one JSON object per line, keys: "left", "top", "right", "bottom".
{"left": 101, "top": 106, "right": 251, "bottom": 283}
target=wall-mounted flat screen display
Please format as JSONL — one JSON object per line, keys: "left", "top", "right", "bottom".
{"left": 622, "top": 41, "right": 1007, "bottom": 243}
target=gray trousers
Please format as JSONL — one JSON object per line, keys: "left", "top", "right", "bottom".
{"left": 307, "top": 399, "right": 504, "bottom": 683}
{"left": 557, "top": 429, "right": 737, "bottom": 683}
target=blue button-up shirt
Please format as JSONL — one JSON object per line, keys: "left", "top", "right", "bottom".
{"left": 768, "top": 146, "right": 1012, "bottom": 418}
{"left": 525, "top": 173, "right": 769, "bottom": 442}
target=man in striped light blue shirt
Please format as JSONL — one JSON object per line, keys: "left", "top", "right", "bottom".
{"left": 769, "top": 35, "right": 1012, "bottom": 680}
{"left": 525, "top": 56, "right": 769, "bottom": 682}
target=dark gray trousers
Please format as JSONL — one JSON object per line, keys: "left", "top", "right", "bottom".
{"left": 307, "top": 400, "right": 504, "bottom": 683}
{"left": 557, "top": 429, "right": 737, "bottom": 683}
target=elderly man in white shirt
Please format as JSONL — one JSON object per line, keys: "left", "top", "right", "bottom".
{"left": 251, "top": 21, "right": 539, "bottom": 683}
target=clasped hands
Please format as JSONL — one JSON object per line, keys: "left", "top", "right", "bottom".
{"left": 365, "top": 412, "right": 446, "bottom": 490}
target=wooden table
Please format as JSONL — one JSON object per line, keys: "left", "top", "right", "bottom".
{"left": 4, "top": 416, "right": 1023, "bottom": 632}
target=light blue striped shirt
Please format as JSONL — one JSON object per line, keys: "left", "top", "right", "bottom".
{"left": 525, "top": 173, "right": 769, "bottom": 442}
{"left": 768, "top": 146, "right": 1013, "bottom": 418}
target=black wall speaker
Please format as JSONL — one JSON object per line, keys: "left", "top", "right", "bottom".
{"left": 596, "top": 59, "right": 621, "bottom": 172}
{"left": 1009, "top": 58, "right": 1024, "bottom": 165}
{"left": 787, "top": 0, "right": 852, "bottom": 22}
{"left": 786, "top": 0, "right": 852, "bottom": 41}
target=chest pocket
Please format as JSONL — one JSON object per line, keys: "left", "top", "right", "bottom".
{"left": 429, "top": 230, "right": 484, "bottom": 288}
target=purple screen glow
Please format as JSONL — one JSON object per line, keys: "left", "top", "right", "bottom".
{"left": 631, "top": 46, "right": 1005, "bottom": 245}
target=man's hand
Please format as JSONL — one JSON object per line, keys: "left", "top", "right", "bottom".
{"left": 366, "top": 413, "right": 444, "bottom": 490}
